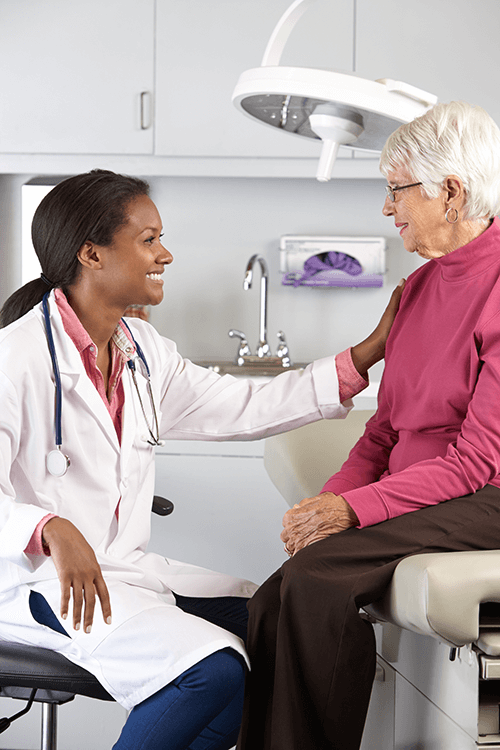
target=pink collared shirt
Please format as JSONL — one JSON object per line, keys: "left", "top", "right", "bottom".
{"left": 25, "top": 290, "right": 136, "bottom": 556}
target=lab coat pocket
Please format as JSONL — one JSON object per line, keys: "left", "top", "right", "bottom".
{"left": 29, "top": 590, "right": 70, "bottom": 637}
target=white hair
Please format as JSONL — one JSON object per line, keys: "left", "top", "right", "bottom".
{"left": 379, "top": 101, "right": 500, "bottom": 222}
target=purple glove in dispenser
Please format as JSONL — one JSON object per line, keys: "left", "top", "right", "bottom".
{"left": 279, "top": 235, "right": 386, "bottom": 288}
{"left": 292, "top": 251, "right": 363, "bottom": 287}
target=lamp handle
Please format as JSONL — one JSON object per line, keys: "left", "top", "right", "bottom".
{"left": 261, "top": 0, "right": 317, "bottom": 67}
{"left": 377, "top": 79, "right": 438, "bottom": 108}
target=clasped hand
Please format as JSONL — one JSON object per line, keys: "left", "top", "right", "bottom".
{"left": 281, "top": 492, "right": 358, "bottom": 556}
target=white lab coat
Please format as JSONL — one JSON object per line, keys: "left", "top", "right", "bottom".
{"left": 0, "top": 291, "right": 351, "bottom": 708}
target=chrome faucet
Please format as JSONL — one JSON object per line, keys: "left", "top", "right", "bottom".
{"left": 228, "top": 329, "right": 251, "bottom": 366}
{"left": 243, "top": 254, "right": 271, "bottom": 357}
{"left": 276, "top": 330, "right": 291, "bottom": 368}
{"left": 228, "top": 254, "right": 292, "bottom": 367}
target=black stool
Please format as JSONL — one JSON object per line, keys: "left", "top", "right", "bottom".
{"left": 0, "top": 641, "right": 114, "bottom": 750}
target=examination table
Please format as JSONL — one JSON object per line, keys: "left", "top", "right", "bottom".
{"left": 264, "top": 412, "right": 500, "bottom": 749}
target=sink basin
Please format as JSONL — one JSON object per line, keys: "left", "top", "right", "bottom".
{"left": 194, "top": 357, "right": 308, "bottom": 378}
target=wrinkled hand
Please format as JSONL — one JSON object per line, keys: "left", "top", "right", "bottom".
{"left": 281, "top": 492, "right": 358, "bottom": 556}
{"left": 351, "top": 279, "right": 405, "bottom": 378}
{"left": 42, "top": 517, "right": 112, "bottom": 634}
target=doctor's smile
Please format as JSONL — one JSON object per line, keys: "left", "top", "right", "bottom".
{"left": 78, "top": 192, "right": 174, "bottom": 314}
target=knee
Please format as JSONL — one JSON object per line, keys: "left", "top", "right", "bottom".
{"left": 178, "top": 647, "right": 246, "bottom": 701}
{"left": 281, "top": 543, "right": 351, "bottom": 602}
{"left": 212, "top": 647, "right": 246, "bottom": 696}
{"left": 247, "top": 570, "right": 281, "bottom": 624}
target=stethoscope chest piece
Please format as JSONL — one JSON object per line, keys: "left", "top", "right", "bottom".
{"left": 47, "top": 449, "right": 71, "bottom": 477}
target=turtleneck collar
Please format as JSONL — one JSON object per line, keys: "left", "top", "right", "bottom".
{"left": 435, "top": 216, "right": 500, "bottom": 282}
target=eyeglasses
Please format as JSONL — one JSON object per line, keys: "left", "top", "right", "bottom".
{"left": 385, "top": 182, "right": 423, "bottom": 202}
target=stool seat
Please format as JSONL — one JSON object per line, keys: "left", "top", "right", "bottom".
{"left": 0, "top": 641, "right": 113, "bottom": 703}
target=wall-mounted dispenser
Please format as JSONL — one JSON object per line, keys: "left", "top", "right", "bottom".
{"left": 280, "top": 235, "right": 386, "bottom": 288}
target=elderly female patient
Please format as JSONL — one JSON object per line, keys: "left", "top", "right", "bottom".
{"left": 237, "top": 100, "right": 500, "bottom": 750}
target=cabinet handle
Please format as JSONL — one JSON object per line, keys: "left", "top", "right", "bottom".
{"left": 140, "top": 91, "right": 152, "bottom": 130}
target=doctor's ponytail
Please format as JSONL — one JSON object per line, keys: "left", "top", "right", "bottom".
{"left": 0, "top": 169, "right": 150, "bottom": 328}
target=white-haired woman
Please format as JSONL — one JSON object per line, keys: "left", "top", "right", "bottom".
{"left": 238, "top": 101, "right": 500, "bottom": 750}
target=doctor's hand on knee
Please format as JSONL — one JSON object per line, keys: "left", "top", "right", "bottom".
{"left": 281, "top": 493, "right": 358, "bottom": 557}
{"left": 41, "top": 517, "right": 112, "bottom": 633}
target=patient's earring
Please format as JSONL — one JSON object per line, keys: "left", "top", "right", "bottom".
{"left": 445, "top": 207, "right": 459, "bottom": 224}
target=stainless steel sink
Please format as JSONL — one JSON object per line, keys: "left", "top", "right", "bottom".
{"left": 194, "top": 357, "right": 308, "bottom": 378}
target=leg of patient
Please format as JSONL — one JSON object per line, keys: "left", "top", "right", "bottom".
{"left": 238, "top": 484, "right": 500, "bottom": 750}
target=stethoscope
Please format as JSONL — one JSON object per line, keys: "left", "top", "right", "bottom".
{"left": 42, "top": 293, "right": 164, "bottom": 478}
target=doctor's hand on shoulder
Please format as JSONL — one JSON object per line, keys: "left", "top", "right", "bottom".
{"left": 350, "top": 278, "right": 405, "bottom": 378}
{"left": 42, "top": 518, "right": 112, "bottom": 634}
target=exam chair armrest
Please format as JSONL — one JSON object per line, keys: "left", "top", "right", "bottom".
{"left": 364, "top": 550, "right": 500, "bottom": 647}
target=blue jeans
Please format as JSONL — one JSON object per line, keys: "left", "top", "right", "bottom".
{"left": 113, "top": 647, "right": 246, "bottom": 750}
{"left": 29, "top": 591, "right": 250, "bottom": 750}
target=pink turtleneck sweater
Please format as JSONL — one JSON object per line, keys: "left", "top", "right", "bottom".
{"left": 323, "top": 217, "right": 500, "bottom": 527}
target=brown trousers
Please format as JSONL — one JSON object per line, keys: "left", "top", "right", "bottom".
{"left": 237, "top": 485, "right": 500, "bottom": 750}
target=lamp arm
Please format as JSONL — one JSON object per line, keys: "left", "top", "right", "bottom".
{"left": 261, "top": 0, "right": 318, "bottom": 67}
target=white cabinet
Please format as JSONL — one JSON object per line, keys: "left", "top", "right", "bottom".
{"left": 356, "top": 0, "right": 500, "bottom": 127}
{"left": 2, "top": 0, "right": 499, "bottom": 174}
{"left": 0, "top": 0, "right": 155, "bottom": 154}
{"left": 394, "top": 673, "right": 478, "bottom": 749}
{"left": 151, "top": 440, "right": 290, "bottom": 585}
{"left": 154, "top": 0, "right": 355, "bottom": 159}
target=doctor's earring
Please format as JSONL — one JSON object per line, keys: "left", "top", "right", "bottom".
{"left": 445, "top": 207, "right": 459, "bottom": 224}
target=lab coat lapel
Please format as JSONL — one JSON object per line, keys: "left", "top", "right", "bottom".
{"left": 119, "top": 365, "right": 137, "bottom": 472}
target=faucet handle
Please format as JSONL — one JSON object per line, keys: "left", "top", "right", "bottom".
{"left": 276, "top": 330, "right": 292, "bottom": 367}
{"left": 228, "top": 329, "right": 252, "bottom": 365}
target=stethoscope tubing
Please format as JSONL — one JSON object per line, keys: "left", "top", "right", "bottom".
{"left": 42, "top": 293, "right": 163, "bottom": 476}
{"left": 42, "top": 293, "right": 64, "bottom": 448}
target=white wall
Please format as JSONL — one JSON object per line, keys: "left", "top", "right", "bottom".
{"left": 2, "top": 173, "right": 425, "bottom": 382}
{"left": 147, "top": 175, "right": 425, "bottom": 381}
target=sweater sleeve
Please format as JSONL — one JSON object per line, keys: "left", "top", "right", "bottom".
{"left": 324, "top": 309, "right": 500, "bottom": 527}
{"left": 320, "top": 373, "right": 397, "bottom": 503}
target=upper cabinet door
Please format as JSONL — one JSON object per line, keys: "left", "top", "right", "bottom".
{"left": 0, "top": 0, "right": 155, "bottom": 154}
{"left": 155, "top": 0, "right": 355, "bottom": 158}
{"left": 355, "top": 0, "right": 500, "bottom": 128}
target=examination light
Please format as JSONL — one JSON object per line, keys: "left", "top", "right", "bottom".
{"left": 232, "top": 0, "right": 438, "bottom": 182}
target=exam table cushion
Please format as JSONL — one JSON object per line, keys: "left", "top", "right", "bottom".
{"left": 364, "top": 550, "right": 500, "bottom": 648}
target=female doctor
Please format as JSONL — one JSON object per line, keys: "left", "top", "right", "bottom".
{"left": 0, "top": 169, "right": 402, "bottom": 750}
